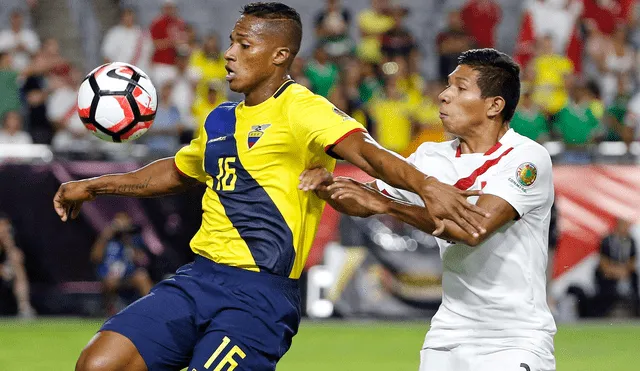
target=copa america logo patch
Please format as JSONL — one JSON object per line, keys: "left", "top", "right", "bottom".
{"left": 247, "top": 124, "right": 271, "bottom": 149}
{"left": 516, "top": 162, "right": 537, "bottom": 187}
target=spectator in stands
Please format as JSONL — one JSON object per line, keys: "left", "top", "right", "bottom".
{"left": 380, "top": 6, "right": 416, "bottom": 63}
{"left": 101, "top": 7, "right": 152, "bottom": 73}
{"left": 192, "top": 80, "right": 225, "bottom": 140}
{"left": 358, "top": 60, "right": 383, "bottom": 103}
{"left": 314, "top": 0, "right": 354, "bottom": 60}
{"left": 460, "top": 0, "right": 502, "bottom": 49}
{"left": 436, "top": 10, "right": 475, "bottom": 83}
{"left": 368, "top": 73, "right": 418, "bottom": 154}
{"left": 403, "top": 81, "right": 447, "bottom": 156}
{"left": 0, "top": 51, "right": 21, "bottom": 121}
{"left": 0, "top": 111, "right": 32, "bottom": 145}
{"left": 603, "top": 75, "right": 632, "bottom": 142}
{"left": 599, "top": 24, "right": 635, "bottom": 106}
{"left": 509, "top": 87, "right": 550, "bottom": 143}
{"left": 304, "top": 43, "right": 339, "bottom": 98}
{"left": 530, "top": 34, "right": 574, "bottom": 117}
{"left": 593, "top": 217, "right": 639, "bottom": 317}
{"left": 552, "top": 80, "right": 602, "bottom": 163}
{"left": 91, "top": 212, "right": 153, "bottom": 316}
{"left": 182, "top": 23, "right": 200, "bottom": 55}
{"left": 289, "top": 57, "right": 311, "bottom": 89}
{"left": 0, "top": 212, "right": 36, "bottom": 318}
{"left": 170, "top": 48, "right": 198, "bottom": 133}
{"left": 22, "top": 40, "right": 60, "bottom": 144}
{"left": 149, "top": 0, "right": 186, "bottom": 87}
{"left": 188, "top": 33, "right": 227, "bottom": 103}
{"left": 356, "top": 0, "right": 394, "bottom": 64}
{"left": 49, "top": 67, "right": 96, "bottom": 156}
{"left": 0, "top": 9, "right": 40, "bottom": 73}
{"left": 143, "top": 81, "right": 181, "bottom": 158}
{"left": 582, "top": 0, "right": 633, "bottom": 37}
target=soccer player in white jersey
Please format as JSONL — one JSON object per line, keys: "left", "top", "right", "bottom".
{"left": 300, "top": 48, "right": 557, "bottom": 371}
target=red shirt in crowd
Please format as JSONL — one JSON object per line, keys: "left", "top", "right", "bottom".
{"left": 582, "top": 0, "right": 634, "bottom": 34}
{"left": 460, "top": 0, "right": 502, "bottom": 48}
{"left": 149, "top": 14, "right": 185, "bottom": 65}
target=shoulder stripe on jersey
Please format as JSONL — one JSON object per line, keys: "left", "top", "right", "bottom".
{"left": 274, "top": 80, "right": 295, "bottom": 99}
{"left": 454, "top": 147, "right": 514, "bottom": 190}
{"left": 203, "top": 103, "right": 296, "bottom": 276}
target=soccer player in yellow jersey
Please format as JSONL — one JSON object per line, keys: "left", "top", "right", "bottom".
{"left": 54, "top": 3, "right": 488, "bottom": 371}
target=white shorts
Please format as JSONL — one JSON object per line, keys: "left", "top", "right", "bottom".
{"left": 419, "top": 345, "right": 555, "bottom": 371}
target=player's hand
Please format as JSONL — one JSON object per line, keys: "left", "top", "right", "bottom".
{"left": 53, "top": 180, "right": 96, "bottom": 222}
{"left": 419, "top": 177, "right": 489, "bottom": 237}
{"left": 298, "top": 167, "right": 334, "bottom": 193}
{"left": 327, "top": 177, "right": 388, "bottom": 216}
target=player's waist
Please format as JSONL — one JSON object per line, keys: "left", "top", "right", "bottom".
{"left": 424, "top": 327, "right": 556, "bottom": 352}
{"left": 193, "top": 255, "right": 300, "bottom": 288}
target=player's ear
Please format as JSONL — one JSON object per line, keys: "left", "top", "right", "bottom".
{"left": 273, "top": 47, "right": 291, "bottom": 67}
{"left": 486, "top": 96, "right": 505, "bottom": 119}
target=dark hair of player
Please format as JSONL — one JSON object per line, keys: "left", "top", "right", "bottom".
{"left": 458, "top": 48, "right": 520, "bottom": 123}
{"left": 241, "top": 2, "right": 303, "bottom": 57}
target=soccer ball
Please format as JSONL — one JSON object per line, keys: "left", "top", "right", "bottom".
{"left": 77, "top": 62, "right": 157, "bottom": 142}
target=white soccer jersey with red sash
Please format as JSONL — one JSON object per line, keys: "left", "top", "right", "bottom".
{"left": 377, "top": 129, "right": 556, "bottom": 358}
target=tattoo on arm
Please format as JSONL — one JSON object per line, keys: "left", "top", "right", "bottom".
{"left": 116, "top": 177, "right": 152, "bottom": 194}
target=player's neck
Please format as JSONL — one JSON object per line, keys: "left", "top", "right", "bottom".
{"left": 458, "top": 123, "right": 509, "bottom": 154}
{"left": 244, "top": 74, "right": 292, "bottom": 106}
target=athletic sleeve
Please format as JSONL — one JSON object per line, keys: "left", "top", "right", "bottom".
{"left": 174, "top": 115, "right": 208, "bottom": 183}
{"left": 481, "top": 145, "right": 553, "bottom": 217}
{"left": 374, "top": 150, "right": 424, "bottom": 206}
{"left": 287, "top": 90, "right": 366, "bottom": 159}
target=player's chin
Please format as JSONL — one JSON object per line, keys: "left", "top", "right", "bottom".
{"left": 227, "top": 79, "right": 246, "bottom": 93}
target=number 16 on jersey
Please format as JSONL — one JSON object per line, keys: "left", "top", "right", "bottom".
{"left": 215, "top": 157, "right": 237, "bottom": 191}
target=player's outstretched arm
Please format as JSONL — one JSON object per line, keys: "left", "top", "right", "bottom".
{"left": 299, "top": 168, "right": 375, "bottom": 217}
{"left": 330, "top": 132, "right": 489, "bottom": 237}
{"left": 53, "top": 158, "right": 199, "bottom": 222}
{"left": 326, "top": 177, "right": 517, "bottom": 246}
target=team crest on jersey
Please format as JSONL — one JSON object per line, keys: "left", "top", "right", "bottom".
{"left": 516, "top": 162, "right": 537, "bottom": 187}
{"left": 247, "top": 124, "right": 271, "bottom": 149}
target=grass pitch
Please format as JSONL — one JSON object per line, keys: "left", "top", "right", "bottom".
{"left": 1, "top": 318, "right": 639, "bottom": 370}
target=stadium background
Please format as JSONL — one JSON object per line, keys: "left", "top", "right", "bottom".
{"left": 1, "top": 0, "right": 640, "bottom": 370}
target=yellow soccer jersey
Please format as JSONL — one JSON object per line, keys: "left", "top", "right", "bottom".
{"left": 174, "top": 80, "right": 365, "bottom": 278}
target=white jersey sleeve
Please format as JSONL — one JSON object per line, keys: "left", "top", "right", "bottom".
{"left": 481, "top": 144, "right": 553, "bottom": 217}
{"left": 375, "top": 151, "right": 424, "bottom": 206}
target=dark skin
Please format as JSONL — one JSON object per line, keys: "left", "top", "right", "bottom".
{"left": 56, "top": 16, "right": 488, "bottom": 371}
{"left": 300, "top": 64, "right": 519, "bottom": 246}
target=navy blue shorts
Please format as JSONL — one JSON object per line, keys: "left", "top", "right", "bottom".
{"left": 100, "top": 256, "right": 301, "bottom": 371}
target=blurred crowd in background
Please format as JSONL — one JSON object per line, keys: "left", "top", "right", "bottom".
{"left": 1, "top": 0, "right": 640, "bottom": 163}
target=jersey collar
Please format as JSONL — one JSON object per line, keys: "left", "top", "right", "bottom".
{"left": 454, "top": 129, "right": 514, "bottom": 157}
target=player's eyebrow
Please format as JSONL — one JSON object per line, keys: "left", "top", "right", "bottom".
{"left": 454, "top": 76, "right": 470, "bottom": 83}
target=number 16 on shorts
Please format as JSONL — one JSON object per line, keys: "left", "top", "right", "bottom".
{"left": 195, "top": 336, "right": 246, "bottom": 371}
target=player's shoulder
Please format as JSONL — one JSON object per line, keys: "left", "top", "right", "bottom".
{"left": 413, "top": 138, "right": 458, "bottom": 157}
{"left": 204, "top": 101, "right": 240, "bottom": 123}
{"left": 505, "top": 130, "right": 552, "bottom": 164}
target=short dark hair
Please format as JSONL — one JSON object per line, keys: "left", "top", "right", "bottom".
{"left": 458, "top": 48, "right": 521, "bottom": 123}
{"left": 241, "top": 2, "right": 302, "bottom": 56}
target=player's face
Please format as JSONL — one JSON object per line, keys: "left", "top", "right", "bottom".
{"left": 224, "top": 15, "right": 280, "bottom": 94}
{"left": 438, "top": 65, "right": 487, "bottom": 136}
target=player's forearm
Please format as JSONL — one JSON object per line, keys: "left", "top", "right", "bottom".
{"left": 340, "top": 135, "right": 425, "bottom": 194}
{"left": 315, "top": 189, "right": 375, "bottom": 218}
{"left": 87, "top": 157, "right": 195, "bottom": 198}
{"left": 384, "top": 201, "right": 479, "bottom": 245}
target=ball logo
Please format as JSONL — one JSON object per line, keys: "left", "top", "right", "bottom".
{"left": 516, "top": 162, "right": 537, "bottom": 187}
